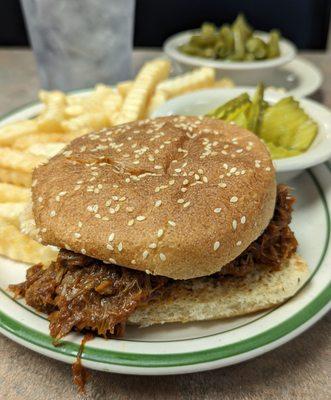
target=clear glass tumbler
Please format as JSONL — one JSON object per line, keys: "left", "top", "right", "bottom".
{"left": 21, "top": 0, "right": 135, "bottom": 90}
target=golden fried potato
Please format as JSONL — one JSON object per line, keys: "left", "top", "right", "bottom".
{"left": 156, "top": 67, "right": 215, "bottom": 98}
{"left": 0, "top": 183, "right": 30, "bottom": 202}
{"left": 0, "top": 168, "right": 32, "bottom": 187}
{"left": 114, "top": 59, "right": 171, "bottom": 124}
{"left": 0, "top": 217, "right": 58, "bottom": 265}
{"left": 37, "top": 90, "right": 67, "bottom": 132}
{"left": 116, "top": 80, "right": 133, "bottom": 98}
{"left": 213, "top": 77, "right": 235, "bottom": 88}
{"left": 103, "top": 92, "right": 123, "bottom": 122}
{"left": 0, "top": 147, "right": 46, "bottom": 173}
{"left": 0, "top": 202, "right": 27, "bottom": 227}
{"left": 62, "top": 112, "right": 110, "bottom": 132}
{"left": 26, "top": 142, "right": 66, "bottom": 159}
{"left": 12, "top": 132, "right": 68, "bottom": 150}
{"left": 66, "top": 84, "right": 118, "bottom": 115}
{"left": 146, "top": 90, "right": 168, "bottom": 116}
{"left": 0, "top": 120, "right": 38, "bottom": 147}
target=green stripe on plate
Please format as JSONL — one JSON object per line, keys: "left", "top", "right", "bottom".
{"left": 0, "top": 167, "right": 330, "bottom": 367}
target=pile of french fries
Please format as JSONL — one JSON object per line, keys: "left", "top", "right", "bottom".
{"left": 0, "top": 58, "right": 233, "bottom": 265}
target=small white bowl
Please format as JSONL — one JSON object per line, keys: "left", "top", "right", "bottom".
{"left": 152, "top": 88, "right": 331, "bottom": 182}
{"left": 164, "top": 30, "right": 297, "bottom": 84}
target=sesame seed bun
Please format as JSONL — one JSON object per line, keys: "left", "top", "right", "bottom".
{"left": 31, "top": 116, "right": 276, "bottom": 280}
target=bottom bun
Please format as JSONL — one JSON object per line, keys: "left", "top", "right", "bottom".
{"left": 128, "top": 253, "right": 309, "bottom": 327}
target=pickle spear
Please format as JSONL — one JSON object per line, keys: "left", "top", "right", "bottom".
{"left": 247, "top": 83, "right": 264, "bottom": 133}
{"left": 231, "top": 24, "right": 246, "bottom": 61}
{"left": 267, "top": 30, "right": 281, "bottom": 59}
{"left": 219, "top": 25, "right": 234, "bottom": 54}
{"left": 201, "top": 22, "right": 217, "bottom": 36}
{"left": 178, "top": 14, "right": 282, "bottom": 62}
{"left": 246, "top": 37, "right": 268, "bottom": 59}
{"left": 232, "top": 14, "right": 253, "bottom": 41}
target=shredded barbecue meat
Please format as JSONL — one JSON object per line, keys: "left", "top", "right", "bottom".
{"left": 72, "top": 333, "right": 93, "bottom": 393}
{"left": 10, "top": 185, "right": 297, "bottom": 339}
{"left": 218, "top": 184, "right": 297, "bottom": 277}
{"left": 10, "top": 251, "right": 167, "bottom": 339}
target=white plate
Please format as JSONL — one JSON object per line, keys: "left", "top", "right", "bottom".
{"left": 268, "top": 57, "right": 323, "bottom": 97}
{"left": 221, "top": 57, "right": 322, "bottom": 97}
{"left": 168, "top": 53, "right": 322, "bottom": 98}
{"left": 0, "top": 163, "right": 330, "bottom": 374}
{"left": 0, "top": 100, "right": 330, "bottom": 374}
{"left": 152, "top": 88, "right": 331, "bottom": 182}
{"left": 163, "top": 30, "right": 323, "bottom": 96}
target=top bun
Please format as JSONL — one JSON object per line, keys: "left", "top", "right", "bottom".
{"left": 32, "top": 116, "right": 276, "bottom": 280}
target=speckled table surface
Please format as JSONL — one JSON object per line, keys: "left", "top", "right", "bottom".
{"left": 0, "top": 49, "right": 330, "bottom": 400}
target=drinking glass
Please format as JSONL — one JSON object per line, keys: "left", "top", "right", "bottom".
{"left": 21, "top": 0, "right": 135, "bottom": 90}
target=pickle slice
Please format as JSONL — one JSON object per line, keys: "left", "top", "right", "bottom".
{"left": 264, "top": 141, "right": 301, "bottom": 159}
{"left": 259, "top": 97, "right": 318, "bottom": 151}
{"left": 206, "top": 89, "right": 318, "bottom": 158}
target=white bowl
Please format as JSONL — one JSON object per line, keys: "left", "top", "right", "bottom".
{"left": 152, "top": 88, "right": 331, "bottom": 182}
{"left": 164, "top": 30, "right": 297, "bottom": 84}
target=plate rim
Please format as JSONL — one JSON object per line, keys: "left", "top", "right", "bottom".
{"left": 0, "top": 166, "right": 330, "bottom": 371}
{"left": 283, "top": 57, "right": 323, "bottom": 97}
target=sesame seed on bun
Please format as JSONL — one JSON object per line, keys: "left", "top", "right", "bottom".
{"left": 31, "top": 116, "right": 276, "bottom": 280}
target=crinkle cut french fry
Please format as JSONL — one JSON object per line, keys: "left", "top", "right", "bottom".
{"left": 0, "top": 183, "right": 30, "bottom": 202}
{"left": 156, "top": 67, "right": 215, "bottom": 98}
{"left": 115, "top": 59, "right": 171, "bottom": 124}
{"left": 65, "top": 104, "right": 84, "bottom": 117}
{"left": 213, "top": 78, "right": 235, "bottom": 88}
{"left": 0, "top": 120, "right": 38, "bottom": 146}
{"left": 37, "top": 90, "right": 67, "bottom": 132}
{"left": 109, "top": 110, "right": 120, "bottom": 126}
{"left": 65, "top": 130, "right": 92, "bottom": 141}
{"left": 62, "top": 112, "right": 110, "bottom": 132}
{"left": 0, "top": 168, "right": 32, "bottom": 187}
{"left": 66, "top": 84, "right": 120, "bottom": 115}
{"left": 0, "top": 147, "right": 46, "bottom": 173}
{"left": 20, "top": 201, "right": 39, "bottom": 239}
{"left": 0, "top": 202, "right": 27, "bottom": 227}
{"left": 147, "top": 90, "right": 168, "bottom": 116}
{"left": 103, "top": 92, "right": 123, "bottom": 120}
{"left": 27, "top": 142, "right": 66, "bottom": 159}
{"left": 12, "top": 132, "right": 69, "bottom": 150}
{"left": 116, "top": 81, "right": 133, "bottom": 98}
{"left": 0, "top": 217, "right": 58, "bottom": 265}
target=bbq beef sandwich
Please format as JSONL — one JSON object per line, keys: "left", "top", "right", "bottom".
{"left": 12, "top": 116, "right": 309, "bottom": 339}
